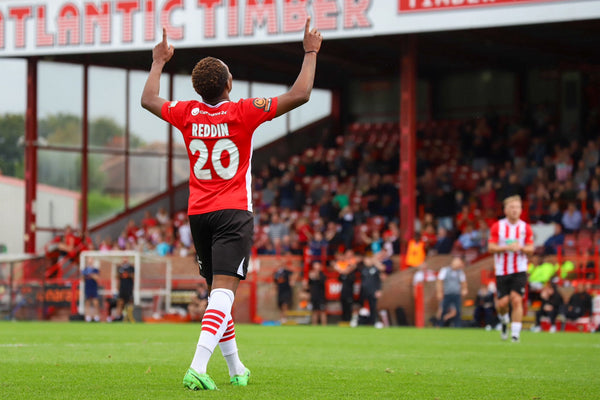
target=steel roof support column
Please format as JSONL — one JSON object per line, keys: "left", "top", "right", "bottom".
{"left": 399, "top": 35, "right": 417, "bottom": 264}
{"left": 24, "top": 58, "right": 38, "bottom": 253}
{"left": 125, "top": 71, "right": 130, "bottom": 209}
{"left": 168, "top": 72, "right": 174, "bottom": 214}
{"left": 82, "top": 65, "right": 89, "bottom": 233}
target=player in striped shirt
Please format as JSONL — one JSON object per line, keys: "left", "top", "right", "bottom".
{"left": 488, "top": 195, "right": 534, "bottom": 342}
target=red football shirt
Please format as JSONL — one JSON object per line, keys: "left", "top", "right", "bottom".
{"left": 161, "top": 97, "right": 277, "bottom": 215}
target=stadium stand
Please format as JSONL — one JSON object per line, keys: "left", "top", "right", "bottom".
{"left": 1, "top": 37, "right": 593, "bottom": 324}
{"left": 27, "top": 102, "right": 600, "bottom": 327}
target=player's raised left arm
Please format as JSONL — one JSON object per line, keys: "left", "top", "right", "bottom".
{"left": 275, "top": 17, "right": 322, "bottom": 117}
{"left": 141, "top": 28, "right": 174, "bottom": 118}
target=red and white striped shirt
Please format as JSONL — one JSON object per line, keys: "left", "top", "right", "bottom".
{"left": 489, "top": 218, "right": 533, "bottom": 276}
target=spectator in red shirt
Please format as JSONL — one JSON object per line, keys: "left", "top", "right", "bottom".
{"left": 482, "top": 208, "right": 498, "bottom": 230}
{"left": 80, "top": 229, "right": 95, "bottom": 251}
{"left": 295, "top": 217, "right": 312, "bottom": 248}
{"left": 125, "top": 219, "right": 139, "bottom": 243}
{"left": 57, "top": 225, "right": 77, "bottom": 256}
{"left": 456, "top": 204, "right": 475, "bottom": 233}
{"left": 421, "top": 223, "right": 437, "bottom": 250}
{"left": 142, "top": 210, "right": 158, "bottom": 229}
{"left": 478, "top": 179, "right": 496, "bottom": 211}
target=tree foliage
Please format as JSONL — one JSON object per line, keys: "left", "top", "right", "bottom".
{"left": 1, "top": 112, "right": 153, "bottom": 224}
{"left": 0, "top": 113, "right": 146, "bottom": 185}
{"left": 0, "top": 113, "right": 25, "bottom": 177}
{"left": 90, "top": 117, "right": 123, "bottom": 147}
{"left": 38, "top": 113, "right": 82, "bottom": 146}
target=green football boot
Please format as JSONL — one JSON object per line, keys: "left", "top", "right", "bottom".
{"left": 182, "top": 368, "right": 218, "bottom": 391}
{"left": 230, "top": 368, "right": 251, "bottom": 386}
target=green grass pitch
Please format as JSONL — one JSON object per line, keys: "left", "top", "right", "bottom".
{"left": 0, "top": 322, "right": 599, "bottom": 399}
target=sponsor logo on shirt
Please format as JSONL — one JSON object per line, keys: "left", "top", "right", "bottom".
{"left": 191, "top": 109, "right": 228, "bottom": 117}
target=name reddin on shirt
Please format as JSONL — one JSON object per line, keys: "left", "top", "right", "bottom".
{"left": 191, "top": 123, "right": 230, "bottom": 138}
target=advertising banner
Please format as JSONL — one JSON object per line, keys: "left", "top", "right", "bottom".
{"left": 0, "top": 0, "right": 598, "bottom": 57}
{"left": 398, "top": 0, "right": 567, "bottom": 13}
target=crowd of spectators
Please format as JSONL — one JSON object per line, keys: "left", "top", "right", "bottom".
{"left": 91, "top": 208, "right": 194, "bottom": 258}
{"left": 247, "top": 110, "right": 600, "bottom": 269}
{"left": 49, "top": 104, "right": 600, "bottom": 276}
{"left": 414, "top": 112, "right": 600, "bottom": 258}
{"left": 250, "top": 138, "right": 402, "bottom": 260}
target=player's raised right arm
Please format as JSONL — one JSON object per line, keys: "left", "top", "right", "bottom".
{"left": 275, "top": 17, "right": 322, "bottom": 118}
{"left": 141, "top": 28, "right": 174, "bottom": 118}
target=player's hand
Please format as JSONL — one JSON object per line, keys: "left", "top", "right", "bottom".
{"left": 153, "top": 27, "right": 174, "bottom": 64}
{"left": 303, "top": 16, "right": 322, "bottom": 54}
{"left": 506, "top": 242, "right": 520, "bottom": 252}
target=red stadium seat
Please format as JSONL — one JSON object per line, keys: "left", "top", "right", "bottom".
{"left": 367, "top": 216, "right": 385, "bottom": 232}
{"left": 349, "top": 122, "right": 361, "bottom": 134}
{"left": 563, "top": 234, "right": 578, "bottom": 256}
{"left": 577, "top": 230, "right": 593, "bottom": 253}
{"left": 594, "top": 231, "right": 600, "bottom": 248}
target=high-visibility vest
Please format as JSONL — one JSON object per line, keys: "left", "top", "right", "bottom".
{"left": 406, "top": 239, "right": 426, "bottom": 267}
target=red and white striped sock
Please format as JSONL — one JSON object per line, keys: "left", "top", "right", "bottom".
{"left": 190, "top": 288, "right": 234, "bottom": 374}
{"left": 219, "top": 319, "right": 246, "bottom": 377}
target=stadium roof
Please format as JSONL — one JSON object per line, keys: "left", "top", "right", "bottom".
{"left": 37, "top": 19, "right": 600, "bottom": 88}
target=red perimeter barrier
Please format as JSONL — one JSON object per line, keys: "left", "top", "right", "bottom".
{"left": 250, "top": 247, "right": 258, "bottom": 323}
{"left": 414, "top": 282, "right": 424, "bottom": 328}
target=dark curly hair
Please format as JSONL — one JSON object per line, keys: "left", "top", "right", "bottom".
{"left": 191, "top": 57, "right": 229, "bottom": 101}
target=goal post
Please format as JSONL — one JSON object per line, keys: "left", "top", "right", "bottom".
{"left": 78, "top": 250, "right": 172, "bottom": 318}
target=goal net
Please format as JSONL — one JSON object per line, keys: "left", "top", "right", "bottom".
{"left": 0, "top": 253, "right": 47, "bottom": 320}
{"left": 78, "top": 250, "right": 172, "bottom": 319}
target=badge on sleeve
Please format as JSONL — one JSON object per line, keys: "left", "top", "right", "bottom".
{"left": 252, "top": 98, "right": 272, "bottom": 112}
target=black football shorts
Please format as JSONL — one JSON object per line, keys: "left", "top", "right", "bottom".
{"left": 189, "top": 209, "right": 254, "bottom": 285}
{"left": 495, "top": 271, "right": 527, "bottom": 299}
